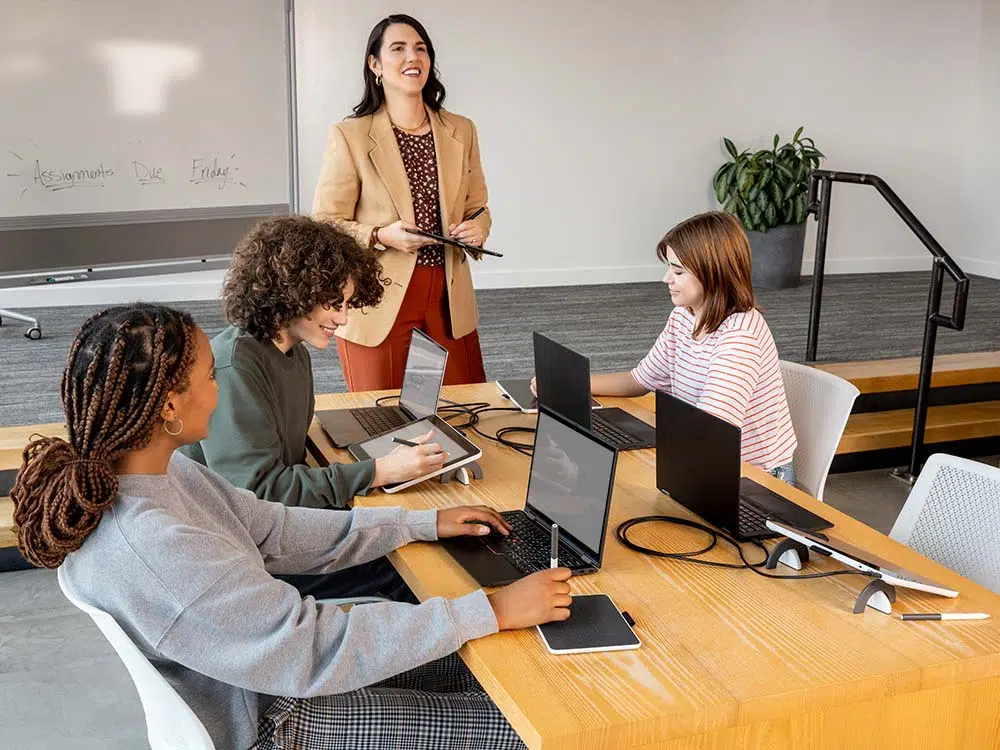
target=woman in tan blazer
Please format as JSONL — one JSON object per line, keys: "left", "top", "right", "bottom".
{"left": 313, "top": 14, "right": 492, "bottom": 391}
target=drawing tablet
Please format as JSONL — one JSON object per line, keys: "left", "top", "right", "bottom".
{"left": 537, "top": 594, "right": 641, "bottom": 654}
{"left": 348, "top": 414, "right": 482, "bottom": 494}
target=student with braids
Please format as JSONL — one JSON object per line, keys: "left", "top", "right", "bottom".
{"left": 12, "top": 303, "right": 570, "bottom": 750}
{"left": 182, "top": 215, "right": 441, "bottom": 601}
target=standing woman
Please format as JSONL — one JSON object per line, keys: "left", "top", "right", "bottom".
{"left": 314, "top": 14, "right": 491, "bottom": 391}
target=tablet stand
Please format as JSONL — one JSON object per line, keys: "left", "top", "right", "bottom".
{"left": 765, "top": 538, "right": 810, "bottom": 571}
{"left": 438, "top": 461, "right": 484, "bottom": 486}
{"left": 853, "top": 579, "right": 896, "bottom": 615}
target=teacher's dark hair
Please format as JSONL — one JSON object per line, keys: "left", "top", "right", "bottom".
{"left": 352, "top": 14, "right": 446, "bottom": 119}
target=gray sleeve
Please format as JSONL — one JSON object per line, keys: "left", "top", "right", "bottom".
{"left": 200, "top": 363, "right": 374, "bottom": 509}
{"left": 155, "top": 558, "right": 498, "bottom": 699}
{"left": 244, "top": 494, "right": 439, "bottom": 575}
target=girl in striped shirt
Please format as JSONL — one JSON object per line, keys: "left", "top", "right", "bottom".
{"left": 593, "top": 211, "right": 798, "bottom": 479}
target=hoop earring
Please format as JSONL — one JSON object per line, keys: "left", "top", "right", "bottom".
{"left": 163, "top": 418, "right": 184, "bottom": 437}
{"left": 375, "top": 73, "right": 382, "bottom": 87}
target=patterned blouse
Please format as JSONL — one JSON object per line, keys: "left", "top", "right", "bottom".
{"left": 394, "top": 127, "right": 445, "bottom": 267}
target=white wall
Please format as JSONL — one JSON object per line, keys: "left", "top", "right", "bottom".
{"left": 960, "top": 0, "right": 1000, "bottom": 278}
{"left": 3, "top": 0, "right": 991, "bottom": 308}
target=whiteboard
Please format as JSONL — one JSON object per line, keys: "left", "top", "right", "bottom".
{"left": 0, "top": 0, "right": 290, "bottom": 219}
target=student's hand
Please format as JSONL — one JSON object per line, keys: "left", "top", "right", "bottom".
{"left": 448, "top": 220, "right": 486, "bottom": 248}
{"left": 372, "top": 430, "right": 447, "bottom": 487}
{"left": 488, "top": 568, "right": 573, "bottom": 630}
{"left": 529, "top": 376, "right": 537, "bottom": 396}
{"left": 436, "top": 505, "right": 511, "bottom": 538}
{"left": 378, "top": 220, "right": 437, "bottom": 254}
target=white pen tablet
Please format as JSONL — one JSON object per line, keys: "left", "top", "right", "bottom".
{"left": 537, "top": 594, "right": 641, "bottom": 654}
{"left": 347, "top": 414, "right": 482, "bottom": 494}
{"left": 766, "top": 520, "right": 959, "bottom": 598}
{"left": 496, "top": 379, "right": 601, "bottom": 414}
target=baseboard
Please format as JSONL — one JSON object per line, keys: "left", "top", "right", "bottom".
{"left": 1, "top": 256, "right": 946, "bottom": 309}
{"left": 799, "top": 255, "right": 931, "bottom": 275}
{"left": 953, "top": 255, "right": 1000, "bottom": 280}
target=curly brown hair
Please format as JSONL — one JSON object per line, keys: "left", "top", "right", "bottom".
{"left": 223, "top": 215, "right": 388, "bottom": 341}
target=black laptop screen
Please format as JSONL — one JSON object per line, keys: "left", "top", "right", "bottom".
{"left": 525, "top": 409, "right": 617, "bottom": 560}
{"left": 399, "top": 330, "right": 448, "bottom": 419}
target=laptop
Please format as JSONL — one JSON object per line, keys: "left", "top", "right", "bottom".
{"left": 441, "top": 406, "right": 619, "bottom": 587}
{"left": 316, "top": 328, "right": 447, "bottom": 447}
{"left": 533, "top": 333, "right": 656, "bottom": 451}
{"left": 656, "top": 390, "right": 833, "bottom": 541}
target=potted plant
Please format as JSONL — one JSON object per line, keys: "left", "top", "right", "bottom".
{"left": 712, "top": 127, "right": 823, "bottom": 289}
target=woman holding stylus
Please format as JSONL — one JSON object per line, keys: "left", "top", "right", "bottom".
{"left": 313, "top": 14, "right": 493, "bottom": 391}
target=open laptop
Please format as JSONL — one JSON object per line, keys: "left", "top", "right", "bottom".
{"left": 316, "top": 328, "right": 447, "bottom": 447}
{"left": 534, "top": 333, "right": 656, "bottom": 451}
{"left": 656, "top": 390, "right": 833, "bottom": 541}
{"left": 441, "top": 406, "right": 619, "bottom": 587}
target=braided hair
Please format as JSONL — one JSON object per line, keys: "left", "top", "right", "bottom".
{"left": 11, "top": 304, "right": 197, "bottom": 568}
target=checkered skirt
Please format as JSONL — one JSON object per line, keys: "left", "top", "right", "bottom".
{"left": 250, "top": 653, "right": 526, "bottom": 750}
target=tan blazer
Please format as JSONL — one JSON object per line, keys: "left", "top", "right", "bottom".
{"left": 312, "top": 106, "right": 491, "bottom": 347}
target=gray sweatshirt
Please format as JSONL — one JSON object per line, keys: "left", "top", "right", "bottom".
{"left": 60, "top": 452, "right": 498, "bottom": 749}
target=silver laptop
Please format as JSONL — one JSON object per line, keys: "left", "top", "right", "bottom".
{"left": 316, "top": 328, "right": 447, "bottom": 447}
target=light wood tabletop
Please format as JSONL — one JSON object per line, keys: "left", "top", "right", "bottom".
{"left": 309, "top": 384, "right": 1000, "bottom": 750}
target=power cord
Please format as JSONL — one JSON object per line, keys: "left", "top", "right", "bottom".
{"left": 371, "top": 395, "right": 537, "bottom": 456}
{"left": 616, "top": 515, "right": 877, "bottom": 581}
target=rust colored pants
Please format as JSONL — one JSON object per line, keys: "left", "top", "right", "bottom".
{"left": 336, "top": 265, "right": 487, "bottom": 392}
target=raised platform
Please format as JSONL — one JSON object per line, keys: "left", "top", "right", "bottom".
{"left": 822, "top": 351, "right": 1000, "bottom": 470}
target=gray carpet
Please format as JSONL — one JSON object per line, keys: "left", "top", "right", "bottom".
{"left": 3, "top": 271, "right": 999, "bottom": 428}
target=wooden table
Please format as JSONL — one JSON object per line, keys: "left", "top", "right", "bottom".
{"left": 309, "top": 384, "right": 1000, "bottom": 750}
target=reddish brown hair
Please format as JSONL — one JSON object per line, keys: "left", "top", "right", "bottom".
{"left": 656, "top": 211, "right": 756, "bottom": 338}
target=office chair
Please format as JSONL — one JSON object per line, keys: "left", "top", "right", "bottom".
{"left": 779, "top": 360, "right": 860, "bottom": 501}
{"left": 57, "top": 567, "right": 389, "bottom": 749}
{"left": 0, "top": 308, "right": 42, "bottom": 339}
{"left": 890, "top": 454, "right": 1000, "bottom": 595}
{"left": 57, "top": 566, "right": 216, "bottom": 749}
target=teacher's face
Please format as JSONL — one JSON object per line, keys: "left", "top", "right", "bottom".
{"left": 370, "top": 23, "right": 429, "bottom": 97}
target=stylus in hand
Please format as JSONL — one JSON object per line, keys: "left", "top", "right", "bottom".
{"left": 391, "top": 437, "right": 419, "bottom": 447}
{"left": 550, "top": 523, "right": 559, "bottom": 569}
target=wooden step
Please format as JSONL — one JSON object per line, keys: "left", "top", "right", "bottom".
{"left": 816, "top": 351, "right": 1000, "bottom": 394}
{"left": 0, "top": 497, "right": 14, "bottom": 550}
{"left": 837, "top": 400, "right": 1000, "bottom": 454}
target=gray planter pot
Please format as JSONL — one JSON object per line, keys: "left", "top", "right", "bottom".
{"left": 746, "top": 222, "right": 807, "bottom": 290}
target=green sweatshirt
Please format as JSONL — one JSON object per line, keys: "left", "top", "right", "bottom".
{"left": 182, "top": 325, "right": 374, "bottom": 508}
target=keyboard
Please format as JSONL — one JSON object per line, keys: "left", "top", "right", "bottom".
{"left": 737, "top": 498, "right": 772, "bottom": 537}
{"left": 350, "top": 407, "right": 408, "bottom": 436}
{"left": 497, "top": 511, "right": 586, "bottom": 573}
{"left": 592, "top": 413, "right": 652, "bottom": 450}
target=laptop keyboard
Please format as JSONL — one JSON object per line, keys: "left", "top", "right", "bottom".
{"left": 592, "top": 413, "right": 652, "bottom": 451}
{"left": 350, "top": 407, "right": 408, "bottom": 436}
{"left": 497, "top": 511, "right": 587, "bottom": 573}
{"left": 737, "top": 498, "right": 772, "bottom": 537}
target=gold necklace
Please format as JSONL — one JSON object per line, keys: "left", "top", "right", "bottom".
{"left": 391, "top": 112, "right": 429, "bottom": 134}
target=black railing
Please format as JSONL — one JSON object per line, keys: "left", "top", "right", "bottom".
{"left": 804, "top": 170, "right": 970, "bottom": 482}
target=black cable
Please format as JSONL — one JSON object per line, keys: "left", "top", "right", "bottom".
{"left": 616, "top": 515, "right": 877, "bottom": 581}
{"left": 371, "top": 395, "right": 537, "bottom": 456}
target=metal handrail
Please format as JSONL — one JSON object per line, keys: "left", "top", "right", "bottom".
{"left": 804, "top": 169, "right": 970, "bottom": 482}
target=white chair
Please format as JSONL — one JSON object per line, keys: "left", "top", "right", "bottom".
{"left": 779, "top": 360, "right": 860, "bottom": 501}
{"left": 57, "top": 566, "right": 216, "bottom": 750}
{"left": 890, "top": 453, "right": 1000, "bottom": 594}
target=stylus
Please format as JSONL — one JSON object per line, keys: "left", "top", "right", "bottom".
{"left": 391, "top": 437, "right": 419, "bottom": 447}
{"left": 550, "top": 523, "right": 559, "bottom": 569}
{"left": 899, "top": 613, "right": 990, "bottom": 621}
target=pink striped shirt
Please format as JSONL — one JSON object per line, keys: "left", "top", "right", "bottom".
{"left": 631, "top": 307, "right": 797, "bottom": 470}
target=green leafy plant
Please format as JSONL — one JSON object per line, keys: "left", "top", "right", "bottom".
{"left": 712, "top": 127, "right": 824, "bottom": 232}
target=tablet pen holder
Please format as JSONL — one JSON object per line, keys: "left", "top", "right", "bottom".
{"left": 438, "top": 461, "right": 484, "bottom": 486}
